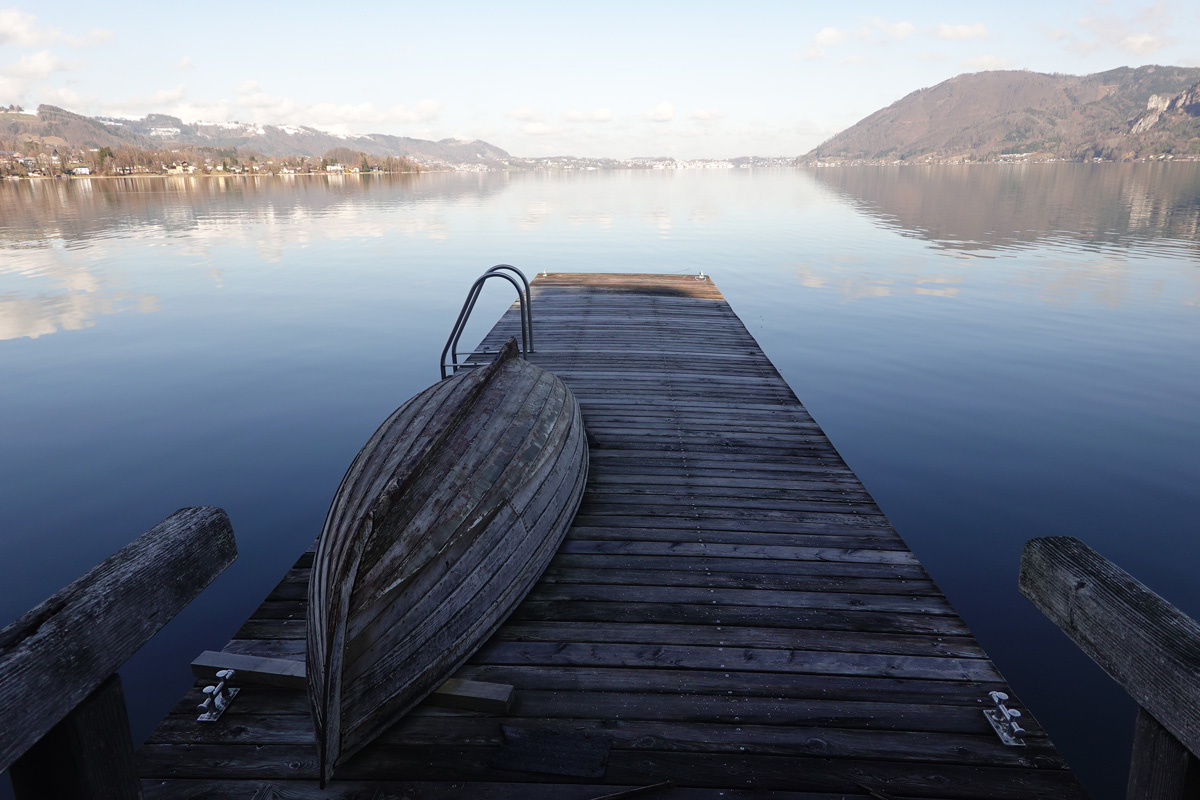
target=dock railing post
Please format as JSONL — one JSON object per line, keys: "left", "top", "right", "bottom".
{"left": 0, "top": 506, "right": 237, "bottom": 800}
{"left": 1018, "top": 536, "right": 1200, "bottom": 800}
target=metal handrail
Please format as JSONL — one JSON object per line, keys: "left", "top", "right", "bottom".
{"left": 440, "top": 266, "right": 533, "bottom": 379}
{"left": 484, "top": 265, "right": 533, "bottom": 351}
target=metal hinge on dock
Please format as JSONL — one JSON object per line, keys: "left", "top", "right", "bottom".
{"left": 197, "top": 669, "right": 239, "bottom": 722}
{"left": 983, "top": 691, "right": 1026, "bottom": 746}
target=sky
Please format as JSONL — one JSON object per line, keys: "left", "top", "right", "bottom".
{"left": 1, "top": 1, "right": 1198, "bottom": 160}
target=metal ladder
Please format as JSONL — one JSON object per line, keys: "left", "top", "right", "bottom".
{"left": 440, "top": 264, "right": 534, "bottom": 379}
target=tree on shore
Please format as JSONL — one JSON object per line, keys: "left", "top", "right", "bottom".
{"left": 1, "top": 140, "right": 419, "bottom": 177}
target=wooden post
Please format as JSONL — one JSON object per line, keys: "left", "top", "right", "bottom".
{"left": 1019, "top": 537, "right": 1200, "bottom": 800}
{"left": 1127, "top": 709, "right": 1200, "bottom": 800}
{"left": 0, "top": 507, "right": 237, "bottom": 797}
{"left": 8, "top": 674, "right": 140, "bottom": 800}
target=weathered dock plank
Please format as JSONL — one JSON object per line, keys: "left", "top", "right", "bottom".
{"left": 139, "top": 274, "right": 1086, "bottom": 799}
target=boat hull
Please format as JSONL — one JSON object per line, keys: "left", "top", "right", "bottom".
{"left": 307, "top": 340, "right": 588, "bottom": 783}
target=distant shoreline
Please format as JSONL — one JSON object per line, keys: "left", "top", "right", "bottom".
{"left": 4, "top": 159, "right": 1199, "bottom": 181}
{"left": 0, "top": 170, "right": 430, "bottom": 181}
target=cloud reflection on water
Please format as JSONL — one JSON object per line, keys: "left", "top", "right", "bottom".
{"left": 2, "top": 166, "right": 1199, "bottom": 340}
{"left": 0, "top": 173, "right": 475, "bottom": 339}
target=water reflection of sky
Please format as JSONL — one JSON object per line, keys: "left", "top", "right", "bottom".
{"left": 3, "top": 166, "right": 1199, "bottom": 341}
{"left": 1, "top": 167, "right": 1198, "bottom": 800}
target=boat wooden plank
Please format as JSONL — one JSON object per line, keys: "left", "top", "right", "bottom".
{"left": 547, "top": 553, "right": 929, "bottom": 578}
{"left": 141, "top": 779, "right": 906, "bottom": 800}
{"left": 155, "top": 674, "right": 1010, "bottom": 725}
{"left": 253, "top": 569, "right": 938, "bottom": 618}
{"left": 582, "top": 483, "right": 873, "bottom": 500}
{"left": 469, "top": 641, "right": 998, "bottom": 682}
{"left": 145, "top": 715, "right": 1061, "bottom": 769}
{"left": 563, "top": 528, "right": 911, "bottom": 549}
{"left": 538, "top": 567, "right": 944, "bottom": 595}
{"left": 233, "top": 617, "right": 985, "bottom": 660}
{"left": 557, "top": 540, "right": 917, "bottom": 564}
{"left": 508, "top": 600, "right": 975, "bottom": 635}
{"left": 567, "top": 514, "right": 894, "bottom": 534}
{"left": 455, "top": 664, "right": 1006, "bottom": 703}
{"left": 137, "top": 745, "right": 1083, "bottom": 799}
{"left": 525, "top": 583, "right": 953, "bottom": 614}
{"left": 575, "top": 498, "right": 885, "bottom": 516}
{"left": 492, "top": 621, "right": 986, "bottom": 658}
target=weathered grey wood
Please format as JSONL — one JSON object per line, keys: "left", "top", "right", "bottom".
{"left": 431, "top": 678, "right": 514, "bottom": 714}
{"left": 193, "top": 650, "right": 307, "bottom": 690}
{"left": 491, "top": 725, "right": 611, "bottom": 778}
{"left": 136, "top": 744, "right": 1084, "bottom": 799}
{"left": 143, "top": 713, "right": 1059, "bottom": 767}
{"left": 191, "top": 651, "right": 514, "bottom": 713}
{"left": 1020, "top": 536, "right": 1200, "bottom": 760}
{"left": 1127, "top": 708, "right": 1200, "bottom": 800}
{"left": 0, "top": 506, "right": 235, "bottom": 773}
{"left": 308, "top": 338, "right": 588, "bottom": 783}
{"left": 470, "top": 640, "right": 998, "bottom": 682}
{"left": 8, "top": 673, "right": 141, "bottom": 800}
{"left": 140, "top": 780, "right": 912, "bottom": 800}
{"left": 140, "top": 275, "right": 1083, "bottom": 798}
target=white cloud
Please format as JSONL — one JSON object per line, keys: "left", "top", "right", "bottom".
{"left": 176, "top": 56, "right": 194, "bottom": 70}
{"left": 813, "top": 27, "right": 847, "bottom": 47}
{"left": 232, "top": 83, "right": 442, "bottom": 127}
{"left": 859, "top": 18, "right": 914, "bottom": 42}
{"left": 520, "top": 122, "right": 557, "bottom": 135}
{"left": 1070, "top": 4, "right": 1176, "bottom": 56}
{"left": 1116, "top": 32, "right": 1168, "bottom": 56}
{"left": 0, "top": 48, "right": 82, "bottom": 105}
{"left": 104, "top": 82, "right": 443, "bottom": 133}
{"left": 129, "top": 84, "right": 187, "bottom": 107}
{"left": 65, "top": 29, "right": 111, "bottom": 46}
{"left": 306, "top": 98, "right": 442, "bottom": 126}
{"left": 506, "top": 106, "right": 543, "bottom": 122}
{"left": 802, "top": 26, "right": 846, "bottom": 59}
{"left": 0, "top": 9, "right": 109, "bottom": 48}
{"left": 689, "top": 108, "right": 726, "bottom": 122}
{"left": 0, "top": 8, "right": 43, "bottom": 46}
{"left": 963, "top": 54, "right": 1010, "bottom": 70}
{"left": 3, "top": 49, "right": 72, "bottom": 79}
{"left": 564, "top": 108, "right": 612, "bottom": 122}
{"left": 645, "top": 101, "right": 674, "bottom": 122}
{"left": 936, "top": 23, "right": 990, "bottom": 41}
{"left": 39, "top": 86, "right": 90, "bottom": 108}
{"left": 0, "top": 74, "right": 23, "bottom": 100}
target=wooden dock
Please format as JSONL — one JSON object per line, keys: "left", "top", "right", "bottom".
{"left": 137, "top": 274, "right": 1088, "bottom": 799}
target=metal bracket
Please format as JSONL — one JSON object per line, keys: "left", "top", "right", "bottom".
{"left": 197, "top": 669, "right": 239, "bottom": 722}
{"left": 983, "top": 690, "right": 1026, "bottom": 746}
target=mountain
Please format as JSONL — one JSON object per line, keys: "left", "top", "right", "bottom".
{"left": 804, "top": 65, "right": 1200, "bottom": 163}
{"left": 6, "top": 105, "right": 511, "bottom": 166}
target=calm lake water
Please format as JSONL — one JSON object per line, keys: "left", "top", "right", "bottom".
{"left": 2, "top": 165, "right": 1198, "bottom": 798}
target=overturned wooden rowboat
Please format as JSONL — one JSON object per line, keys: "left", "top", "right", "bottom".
{"left": 307, "top": 338, "right": 588, "bottom": 784}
